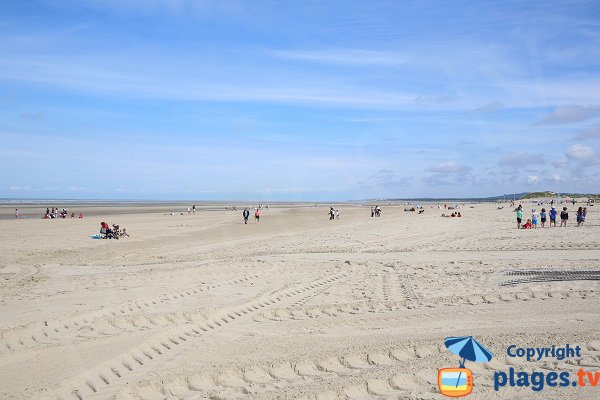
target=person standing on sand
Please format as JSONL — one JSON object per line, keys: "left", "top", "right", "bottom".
{"left": 576, "top": 207, "right": 583, "bottom": 227}
{"left": 532, "top": 209, "right": 539, "bottom": 229}
{"left": 254, "top": 208, "right": 260, "bottom": 223}
{"left": 15, "top": 208, "right": 19, "bottom": 219}
{"left": 549, "top": 206, "right": 557, "bottom": 227}
{"left": 243, "top": 208, "right": 250, "bottom": 224}
{"left": 560, "top": 207, "right": 568, "bottom": 227}
{"left": 371, "top": 206, "right": 374, "bottom": 218}
{"left": 192, "top": 204, "right": 196, "bottom": 214}
{"left": 516, "top": 205, "right": 523, "bottom": 229}
{"left": 540, "top": 208, "right": 547, "bottom": 228}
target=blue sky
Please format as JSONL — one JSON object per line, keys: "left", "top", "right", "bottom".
{"left": 1, "top": 0, "right": 599, "bottom": 200}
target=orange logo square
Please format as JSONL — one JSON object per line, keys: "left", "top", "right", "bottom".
{"left": 438, "top": 367, "right": 473, "bottom": 397}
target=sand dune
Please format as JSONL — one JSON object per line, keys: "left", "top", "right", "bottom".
{"left": 0, "top": 203, "right": 598, "bottom": 399}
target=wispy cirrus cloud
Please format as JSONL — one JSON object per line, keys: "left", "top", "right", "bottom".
{"left": 574, "top": 126, "right": 600, "bottom": 140}
{"left": 535, "top": 105, "right": 600, "bottom": 124}
{"left": 475, "top": 100, "right": 504, "bottom": 113}
{"left": 498, "top": 152, "right": 545, "bottom": 167}
{"left": 426, "top": 161, "right": 471, "bottom": 174}
{"left": 266, "top": 49, "right": 407, "bottom": 65}
{"left": 21, "top": 111, "right": 45, "bottom": 120}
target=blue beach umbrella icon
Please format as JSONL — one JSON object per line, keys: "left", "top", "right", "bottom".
{"left": 444, "top": 336, "right": 493, "bottom": 388}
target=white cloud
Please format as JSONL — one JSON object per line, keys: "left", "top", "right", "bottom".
{"left": 21, "top": 111, "right": 45, "bottom": 120}
{"left": 565, "top": 143, "right": 597, "bottom": 161}
{"left": 575, "top": 126, "right": 600, "bottom": 140}
{"left": 266, "top": 49, "right": 407, "bottom": 66}
{"left": 426, "top": 161, "right": 471, "bottom": 173}
{"left": 550, "top": 174, "right": 563, "bottom": 183}
{"left": 553, "top": 157, "right": 569, "bottom": 167}
{"left": 527, "top": 175, "right": 540, "bottom": 184}
{"left": 475, "top": 101, "right": 504, "bottom": 113}
{"left": 423, "top": 161, "right": 477, "bottom": 186}
{"left": 536, "top": 105, "right": 600, "bottom": 124}
{"left": 499, "top": 152, "right": 545, "bottom": 166}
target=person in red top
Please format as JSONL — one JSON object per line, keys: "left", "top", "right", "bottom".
{"left": 254, "top": 209, "right": 260, "bottom": 223}
{"left": 522, "top": 219, "right": 533, "bottom": 229}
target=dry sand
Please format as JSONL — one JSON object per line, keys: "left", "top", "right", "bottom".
{"left": 0, "top": 202, "right": 598, "bottom": 399}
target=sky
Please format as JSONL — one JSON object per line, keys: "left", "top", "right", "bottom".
{"left": 1, "top": 0, "right": 599, "bottom": 201}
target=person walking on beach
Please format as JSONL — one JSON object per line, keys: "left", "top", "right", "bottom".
{"left": 192, "top": 204, "right": 196, "bottom": 214}
{"left": 560, "top": 207, "right": 568, "bottom": 227}
{"left": 540, "top": 208, "right": 547, "bottom": 228}
{"left": 371, "top": 206, "right": 374, "bottom": 218}
{"left": 254, "top": 208, "right": 260, "bottom": 223}
{"left": 15, "top": 208, "right": 19, "bottom": 219}
{"left": 516, "top": 205, "right": 523, "bottom": 229}
{"left": 329, "top": 207, "right": 335, "bottom": 220}
{"left": 243, "top": 208, "right": 250, "bottom": 224}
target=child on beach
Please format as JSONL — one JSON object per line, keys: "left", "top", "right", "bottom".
{"left": 549, "top": 206, "right": 557, "bottom": 227}
{"left": 531, "top": 209, "right": 539, "bottom": 229}
{"left": 560, "top": 207, "right": 568, "bottom": 227}
{"left": 516, "top": 205, "right": 523, "bottom": 229}
{"left": 255, "top": 209, "right": 260, "bottom": 223}
{"left": 540, "top": 208, "right": 547, "bottom": 228}
{"left": 576, "top": 207, "right": 584, "bottom": 227}
{"left": 522, "top": 219, "right": 533, "bottom": 229}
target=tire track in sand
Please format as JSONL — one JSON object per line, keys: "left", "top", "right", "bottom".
{"left": 116, "top": 343, "right": 443, "bottom": 400}
{"left": 253, "top": 288, "right": 598, "bottom": 323}
{"left": 299, "top": 341, "right": 600, "bottom": 400}
{"left": 1, "top": 273, "right": 263, "bottom": 353}
{"left": 40, "top": 269, "right": 350, "bottom": 400}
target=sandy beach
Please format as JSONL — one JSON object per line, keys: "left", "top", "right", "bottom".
{"left": 0, "top": 202, "right": 598, "bottom": 399}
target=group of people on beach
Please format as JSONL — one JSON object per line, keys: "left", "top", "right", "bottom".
{"left": 370, "top": 206, "right": 381, "bottom": 217}
{"left": 43, "top": 207, "right": 83, "bottom": 219}
{"left": 99, "top": 222, "right": 129, "bottom": 239}
{"left": 186, "top": 205, "right": 196, "bottom": 214}
{"left": 329, "top": 207, "right": 340, "bottom": 220}
{"left": 242, "top": 208, "right": 261, "bottom": 224}
{"left": 515, "top": 204, "right": 587, "bottom": 229}
{"left": 441, "top": 212, "right": 462, "bottom": 217}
